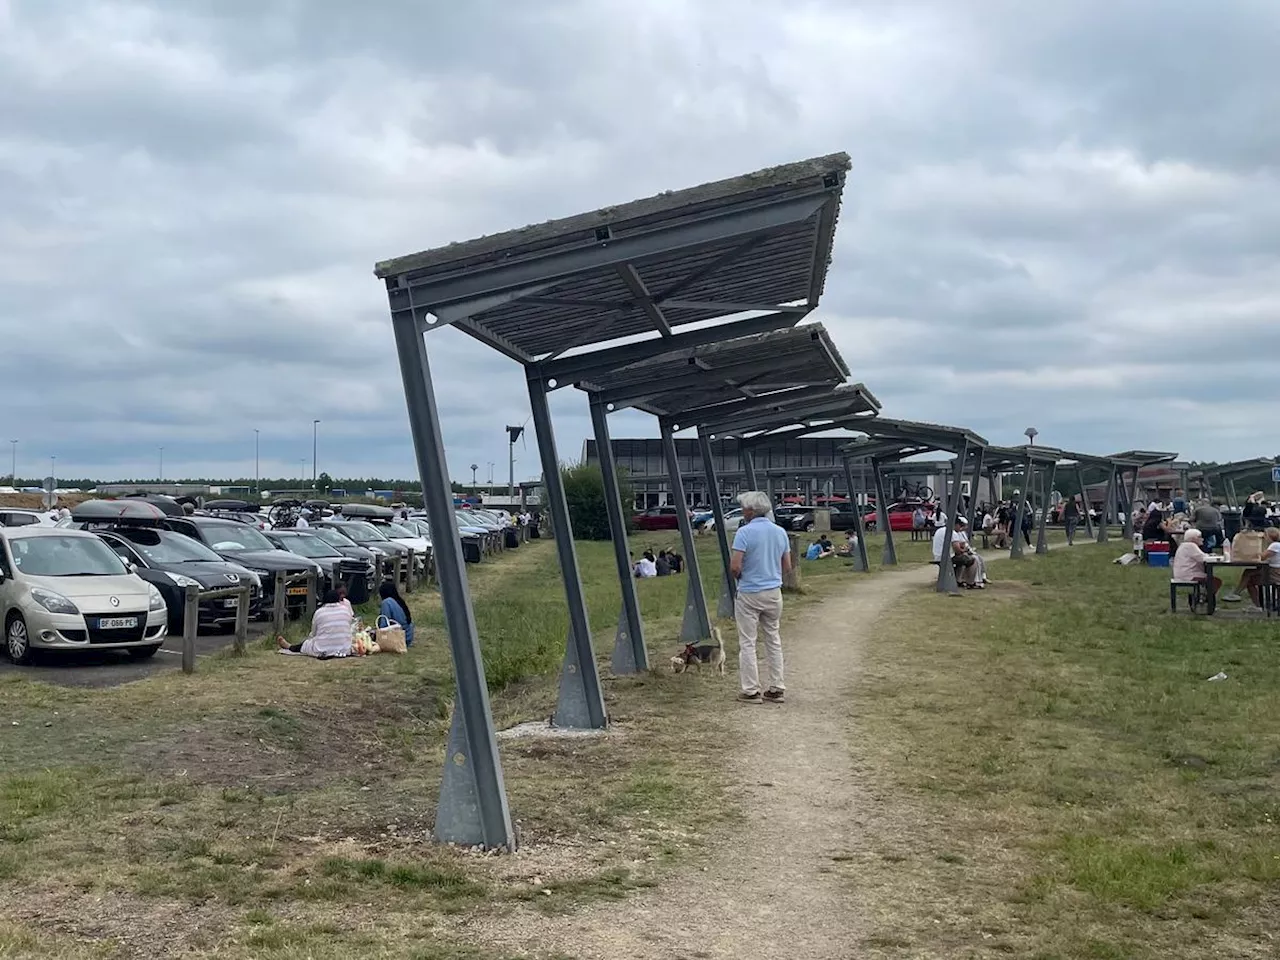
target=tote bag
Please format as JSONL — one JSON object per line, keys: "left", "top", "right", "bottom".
{"left": 375, "top": 615, "right": 408, "bottom": 655}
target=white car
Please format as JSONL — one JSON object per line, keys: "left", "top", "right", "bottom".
{"left": 704, "top": 508, "right": 745, "bottom": 534}
{"left": 0, "top": 508, "right": 57, "bottom": 528}
{"left": 1, "top": 526, "right": 168, "bottom": 664}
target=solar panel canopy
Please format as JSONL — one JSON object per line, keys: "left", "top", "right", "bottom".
{"left": 375, "top": 154, "right": 851, "bottom": 364}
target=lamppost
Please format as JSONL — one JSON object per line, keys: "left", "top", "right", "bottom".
{"left": 1025, "top": 427, "right": 1038, "bottom": 446}
{"left": 470, "top": 463, "right": 478, "bottom": 492}
{"left": 487, "top": 462, "right": 494, "bottom": 485}
{"left": 158, "top": 446, "right": 164, "bottom": 482}
{"left": 254, "top": 429, "right": 260, "bottom": 500}
{"left": 8, "top": 440, "right": 16, "bottom": 485}
{"left": 49, "top": 456, "right": 56, "bottom": 484}
{"left": 312, "top": 420, "right": 320, "bottom": 489}
{"left": 298, "top": 459, "right": 307, "bottom": 485}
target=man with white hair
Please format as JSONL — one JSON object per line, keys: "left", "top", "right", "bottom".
{"left": 730, "top": 490, "right": 791, "bottom": 704}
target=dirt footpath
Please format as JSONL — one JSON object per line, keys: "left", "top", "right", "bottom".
{"left": 459, "top": 564, "right": 940, "bottom": 960}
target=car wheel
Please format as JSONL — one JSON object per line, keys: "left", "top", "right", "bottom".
{"left": 128, "top": 644, "right": 162, "bottom": 660}
{"left": 5, "top": 612, "right": 33, "bottom": 665}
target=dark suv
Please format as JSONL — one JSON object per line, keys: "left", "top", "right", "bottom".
{"left": 163, "top": 517, "right": 319, "bottom": 618}
{"left": 265, "top": 530, "right": 375, "bottom": 595}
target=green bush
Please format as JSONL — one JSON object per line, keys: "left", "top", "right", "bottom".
{"left": 561, "top": 462, "right": 632, "bottom": 541}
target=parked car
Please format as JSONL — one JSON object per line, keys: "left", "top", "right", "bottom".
{"left": 632, "top": 505, "right": 686, "bottom": 530}
{"left": 0, "top": 508, "right": 56, "bottom": 528}
{"left": 162, "top": 516, "right": 320, "bottom": 618}
{"left": 315, "top": 519, "right": 413, "bottom": 577}
{"left": 305, "top": 525, "right": 387, "bottom": 571}
{"left": 861, "top": 500, "right": 934, "bottom": 532}
{"left": 777, "top": 503, "right": 863, "bottom": 534}
{"left": 265, "top": 530, "right": 375, "bottom": 595}
{"left": 702, "top": 507, "right": 746, "bottom": 534}
{"left": 1, "top": 526, "right": 168, "bottom": 664}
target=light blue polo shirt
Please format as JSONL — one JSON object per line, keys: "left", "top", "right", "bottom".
{"left": 732, "top": 516, "right": 789, "bottom": 593}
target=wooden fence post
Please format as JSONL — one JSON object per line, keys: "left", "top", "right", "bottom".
{"left": 181, "top": 584, "right": 199, "bottom": 674}
{"left": 233, "top": 585, "right": 250, "bottom": 654}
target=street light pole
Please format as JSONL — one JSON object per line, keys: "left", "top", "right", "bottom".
{"left": 9, "top": 440, "right": 16, "bottom": 485}
{"left": 254, "top": 429, "right": 260, "bottom": 500}
{"left": 158, "top": 446, "right": 164, "bottom": 482}
{"left": 470, "top": 463, "right": 478, "bottom": 492}
{"left": 312, "top": 420, "right": 320, "bottom": 489}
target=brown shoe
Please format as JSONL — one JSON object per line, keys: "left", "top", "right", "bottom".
{"left": 763, "top": 689, "right": 785, "bottom": 704}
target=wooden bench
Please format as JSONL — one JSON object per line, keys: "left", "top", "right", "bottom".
{"left": 1169, "top": 579, "right": 1204, "bottom": 614}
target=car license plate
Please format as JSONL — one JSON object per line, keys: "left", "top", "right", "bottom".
{"left": 222, "top": 598, "right": 239, "bottom": 608}
{"left": 286, "top": 586, "right": 308, "bottom": 596}
{"left": 97, "top": 617, "right": 138, "bottom": 630}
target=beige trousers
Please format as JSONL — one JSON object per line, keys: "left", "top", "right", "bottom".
{"left": 735, "top": 587, "right": 784, "bottom": 694}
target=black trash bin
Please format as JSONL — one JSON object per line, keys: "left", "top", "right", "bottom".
{"left": 1222, "top": 507, "right": 1243, "bottom": 542}
{"left": 462, "top": 537, "right": 482, "bottom": 563}
{"left": 343, "top": 568, "right": 369, "bottom": 605}
{"left": 504, "top": 527, "right": 520, "bottom": 549}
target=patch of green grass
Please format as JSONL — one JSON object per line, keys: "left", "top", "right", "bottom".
{"left": 317, "top": 856, "right": 488, "bottom": 903}
{"left": 847, "top": 544, "right": 1280, "bottom": 956}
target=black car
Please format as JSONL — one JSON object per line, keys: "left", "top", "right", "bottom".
{"left": 264, "top": 530, "right": 375, "bottom": 595}
{"left": 307, "top": 524, "right": 388, "bottom": 569}
{"left": 776, "top": 503, "right": 862, "bottom": 534}
{"left": 314, "top": 519, "right": 411, "bottom": 575}
{"left": 95, "top": 527, "right": 262, "bottom": 632}
{"left": 162, "top": 516, "right": 320, "bottom": 618}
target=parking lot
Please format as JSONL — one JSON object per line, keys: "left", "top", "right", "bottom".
{"left": 0, "top": 621, "right": 271, "bottom": 688}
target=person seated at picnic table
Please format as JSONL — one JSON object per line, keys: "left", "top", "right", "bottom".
{"left": 655, "top": 550, "right": 672, "bottom": 576}
{"left": 805, "top": 535, "right": 835, "bottom": 560}
{"left": 378, "top": 580, "right": 415, "bottom": 647}
{"left": 1171, "top": 529, "right": 1222, "bottom": 597}
{"left": 1236, "top": 527, "right": 1280, "bottom": 608}
{"left": 981, "top": 508, "right": 996, "bottom": 534}
{"left": 1142, "top": 502, "right": 1176, "bottom": 554}
{"left": 1243, "top": 491, "right": 1269, "bottom": 530}
{"left": 933, "top": 516, "right": 985, "bottom": 588}
{"left": 277, "top": 589, "right": 354, "bottom": 658}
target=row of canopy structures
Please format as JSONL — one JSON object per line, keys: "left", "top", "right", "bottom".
{"left": 373, "top": 154, "right": 1176, "bottom": 850}
{"left": 1188, "top": 457, "right": 1278, "bottom": 507}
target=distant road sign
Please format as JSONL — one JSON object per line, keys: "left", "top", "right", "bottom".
{"left": 1271, "top": 466, "right": 1280, "bottom": 484}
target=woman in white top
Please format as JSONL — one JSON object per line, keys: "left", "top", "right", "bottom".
{"left": 1171, "top": 530, "right": 1222, "bottom": 598}
{"left": 277, "top": 589, "right": 354, "bottom": 658}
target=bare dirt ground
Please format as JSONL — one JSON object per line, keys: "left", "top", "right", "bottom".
{"left": 453, "top": 564, "right": 941, "bottom": 960}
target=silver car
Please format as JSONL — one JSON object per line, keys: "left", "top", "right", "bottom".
{"left": 1, "top": 526, "right": 168, "bottom": 664}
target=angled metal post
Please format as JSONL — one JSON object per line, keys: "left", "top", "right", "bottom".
{"left": 1077, "top": 464, "right": 1095, "bottom": 540}
{"left": 936, "top": 439, "right": 969, "bottom": 593}
{"left": 526, "top": 374, "right": 608, "bottom": 730}
{"left": 660, "top": 420, "right": 713, "bottom": 641}
{"left": 1010, "top": 450, "right": 1034, "bottom": 559}
{"left": 1036, "top": 461, "right": 1057, "bottom": 554}
{"left": 1123, "top": 467, "right": 1140, "bottom": 539}
{"left": 741, "top": 448, "right": 760, "bottom": 491}
{"left": 840, "top": 456, "right": 870, "bottom": 572}
{"left": 966, "top": 448, "right": 985, "bottom": 523}
{"left": 697, "top": 428, "right": 736, "bottom": 618}
{"left": 870, "top": 457, "right": 897, "bottom": 566}
{"left": 589, "top": 397, "right": 648, "bottom": 675}
{"left": 1096, "top": 467, "right": 1114, "bottom": 542}
{"left": 391, "top": 317, "right": 514, "bottom": 850}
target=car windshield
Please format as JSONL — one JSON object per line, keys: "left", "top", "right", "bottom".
{"left": 455, "top": 513, "right": 483, "bottom": 526}
{"left": 310, "top": 527, "right": 358, "bottom": 549}
{"left": 121, "top": 530, "right": 224, "bottom": 564}
{"left": 8, "top": 535, "right": 128, "bottom": 577}
{"left": 275, "top": 534, "right": 341, "bottom": 558}
{"left": 204, "top": 523, "right": 275, "bottom": 552}
{"left": 384, "top": 522, "right": 416, "bottom": 538}
{"left": 334, "top": 521, "right": 387, "bottom": 542}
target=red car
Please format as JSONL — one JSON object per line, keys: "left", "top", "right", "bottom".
{"left": 632, "top": 505, "right": 686, "bottom": 531}
{"left": 862, "top": 500, "right": 934, "bottom": 532}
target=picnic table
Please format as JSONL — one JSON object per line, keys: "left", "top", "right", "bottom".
{"left": 1203, "top": 558, "right": 1268, "bottom": 615}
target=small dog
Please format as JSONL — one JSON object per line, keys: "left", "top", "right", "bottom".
{"left": 669, "top": 627, "right": 726, "bottom": 675}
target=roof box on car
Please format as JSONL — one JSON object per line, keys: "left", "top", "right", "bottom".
{"left": 71, "top": 499, "right": 168, "bottom": 526}
{"left": 337, "top": 503, "right": 394, "bottom": 520}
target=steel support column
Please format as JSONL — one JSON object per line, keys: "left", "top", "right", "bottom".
{"left": 1123, "top": 467, "right": 1140, "bottom": 539}
{"left": 966, "top": 448, "right": 985, "bottom": 523}
{"left": 1010, "top": 451, "right": 1034, "bottom": 559}
{"left": 661, "top": 421, "right": 713, "bottom": 641}
{"left": 841, "top": 456, "right": 871, "bottom": 572}
{"left": 870, "top": 457, "right": 897, "bottom": 566}
{"left": 1077, "top": 464, "right": 1095, "bottom": 540}
{"left": 391, "top": 319, "right": 514, "bottom": 850}
{"left": 1036, "top": 462, "right": 1057, "bottom": 555}
{"left": 741, "top": 448, "right": 760, "bottom": 491}
{"left": 589, "top": 397, "right": 648, "bottom": 675}
{"left": 698, "top": 428, "right": 736, "bottom": 618}
{"left": 935, "top": 439, "right": 970, "bottom": 593}
{"left": 1096, "top": 468, "right": 1115, "bottom": 542}
{"left": 526, "top": 377, "right": 608, "bottom": 729}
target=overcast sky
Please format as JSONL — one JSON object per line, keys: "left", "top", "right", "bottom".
{"left": 3, "top": 0, "right": 1277, "bottom": 484}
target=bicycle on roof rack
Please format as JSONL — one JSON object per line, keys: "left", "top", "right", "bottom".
{"left": 893, "top": 480, "right": 934, "bottom": 501}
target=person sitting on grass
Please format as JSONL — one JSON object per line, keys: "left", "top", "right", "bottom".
{"left": 378, "top": 580, "right": 415, "bottom": 647}
{"left": 277, "top": 589, "right": 354, "bottom": 658}
{"left": 1172, "top": 529, "right": 1222, "bottom": 599}
{"left": 837, "top": 529, "right": 859, "bottom": 556}
{"left": 633, "top": 552, "right": 657, "bottom": 578}
{"left": 805, "top": 535, "right": 835, "bottom": 560}
{"left": 668, "top": 550, "right": 684, "bottom": 574}
{"left": 655, "top": 550, "right": 672, "bottom": 576}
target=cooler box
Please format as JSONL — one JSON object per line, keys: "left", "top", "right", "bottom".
{"left": 1145, "top": 540, "right": 1171, "bottom": 567}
